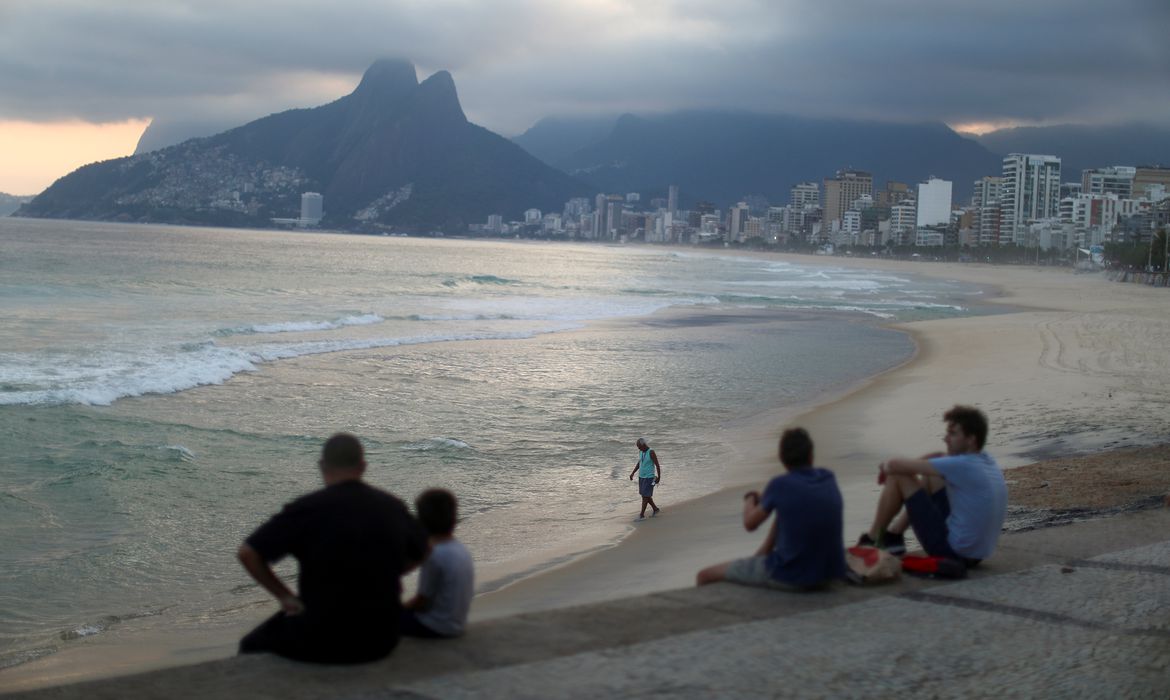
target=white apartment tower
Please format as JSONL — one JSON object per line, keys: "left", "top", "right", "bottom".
{"left": 790, "top": 182, "right": 820, "bottom": 209}
{"left": 1000, "top": 154, "right": 1061, "bottom": 245}
{"left": 728, "top": 202, "right": 749, "bottom": 243}
{"left": 300, "top": 192, "right": 323, "bottom": 226}
{"left": 916, "top": 177, "right": 952, "bottom": 228}
{"left": 667, "top": 185, "right": 679, "bottom": 214}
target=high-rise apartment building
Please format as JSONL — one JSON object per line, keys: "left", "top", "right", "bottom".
{"left": 889, "top": 204, "right": 917, "bottom": 246}
{"left": 878, "top": 182, "right": 912, "bottom": 208}
{"left": 790, "top": 182, "right": 820, "bottom": 209}
{"left": 728, "top": 201, "right": 749, "bottom": 243}
{"left": 1000, "top": 154, "right": 1061, "bottom": 245}
{"left": 1133, "top": 167, "right": 1170, "bottom": 201}
{"left": 823, "top": 170, "right": 873, "bottom": 229}
{"left": 916, "top": 178, "right": 952, "bottom": 228}
{"left": 667, "top": 184, "right": 679, "bottom": 214}
{"left": 300, "top": 192, "right": 323, "bottom": 226}
{"left": 972, "top": 176, "right": 1002, "bottom": 246}
{"left": 1082, "top": 166, "right": 1135, "bottom": 199}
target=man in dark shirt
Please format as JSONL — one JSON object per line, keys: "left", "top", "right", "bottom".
{"left": 237, "top": 433, "right": 428, "bottom": 663}
{"left": 696, "top": 428, "right": 846, "bottom": 590}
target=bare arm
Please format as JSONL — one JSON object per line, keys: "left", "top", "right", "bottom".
{"left": 650, "top": 450, "right": 662, "bottom": 483}
{"left": 237, "top": 544, "right": 303, "bottom": 615}
{"left": 741, "top": 490, "right": 770, "bottom": 532}
{"left": 882, "top": 457, "right": 941, "bottom": 479}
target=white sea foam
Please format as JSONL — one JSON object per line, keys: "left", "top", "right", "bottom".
{"left": 0, "top": 324, "right": 582, "bottom": 407}
{"left": 401, "top": 438, "right": 473, "bottom": 451}
{"left": 226, "top": 314, "right": 384, "bottom": 335}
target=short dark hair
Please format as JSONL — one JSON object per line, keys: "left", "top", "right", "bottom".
{"left": 778, "top": 428, "right": 814, "bottom": 469}
{"left": 943, "top": 405, "right": 988, "bottom": 450}
{"left": 320, "top": 433, "right": 364, "bottom": 470}
{"left": 416, "top": 489, "right": 458, "bottom": 536}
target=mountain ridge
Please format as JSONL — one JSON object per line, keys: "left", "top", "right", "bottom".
{"left": 19, "top": 59, "right": 589, "bottom": 231}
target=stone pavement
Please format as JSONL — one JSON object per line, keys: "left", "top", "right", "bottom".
{"left": 7, "top": 508, "right": 1169, "bottom": 699}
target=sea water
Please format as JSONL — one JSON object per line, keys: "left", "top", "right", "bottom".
{"left": 0, "top": 218, "right": 980, "bottom": 669}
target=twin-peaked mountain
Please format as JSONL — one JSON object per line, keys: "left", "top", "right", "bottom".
{"left": 19, "top": 60, "right": 589, "bottom": 230}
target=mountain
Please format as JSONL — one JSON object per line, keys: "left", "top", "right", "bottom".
{"left": 511, "top": 115, "right": 619, "bottom": 168}
{"left": 18, "top": 59, "right": 589, "bottom": 231}
{"left": 134, "top": 118, "right": 242, "bottom": 155}
{"left": 544, "top": 111, "right": 1002, "bottom": 206}
{"left": 972, "top": 123, "right": 1170, "bottom": 180}
{"left": 0, "top": 192, "right": 32, "bottom": 217}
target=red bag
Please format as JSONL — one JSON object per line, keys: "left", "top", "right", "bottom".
{"left": 901, "top": 555, "right": 968, "bottom": 579}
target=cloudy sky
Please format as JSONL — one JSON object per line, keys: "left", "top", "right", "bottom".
{"left": 2, "top": 0, "right": 1168, "bottom": 194}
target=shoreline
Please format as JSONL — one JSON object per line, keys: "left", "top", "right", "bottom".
{"left": 472, "top": 256, "right": 1170, "bottom": 618}
{"left": 6, "top": 254, "right": 1170, "bottom": 691}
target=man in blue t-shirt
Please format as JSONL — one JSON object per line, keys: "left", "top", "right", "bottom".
{"left": 860, "top": 405, "right": 1007, "bottom": 568}
{"left": 696, "top": 428, "right": 846, "bottom": 590}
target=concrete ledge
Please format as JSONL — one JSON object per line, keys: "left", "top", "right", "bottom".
{"left": 7, "top": 508, "right": 1169, "bottom": 699}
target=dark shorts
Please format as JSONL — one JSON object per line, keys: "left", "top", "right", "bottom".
{"left": 904, "top": 488, "right": 960, "bottom": 559}
{"left": 638, "top": 477, "right": 656, "bottom": 497}
{"left": 904, "top": 489, "right": 982, "bottom": 568}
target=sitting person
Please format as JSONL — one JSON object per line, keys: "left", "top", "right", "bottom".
{"left": 402, "top": 488, "right": 475, "bottom": 638}
{"left": 237, "top": 433, "right": 428, "bottom": 663}
{"left": 696, "top": 428, "right": 846, "bottom": 590}
{"left": 860, "top": 405, "right": 1007, "bottom": 569}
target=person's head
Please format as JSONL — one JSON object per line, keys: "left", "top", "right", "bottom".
{"left": 318, "top": 433, "right": 366, "bottom": 483}
{"left": 942, "top": 405, "right": 988, "bottom": 454}
{"left": 778, "top": 428, "right": 814, "bottom": 470}
{"left": 416, "top": 488, "right": 458, "bottom": 537}
{"left": 636, "top": 437, "right": 648, "bottom": 452}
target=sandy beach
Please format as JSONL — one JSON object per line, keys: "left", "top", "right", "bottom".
{"left": 5, "top": 256, "right": 1169, "bottom": 692}
{"left": 473, "top": 258, "right": 1170, "bottom": 619}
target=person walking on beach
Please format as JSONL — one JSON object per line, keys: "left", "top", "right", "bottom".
{"left": 401, "top": 488, "right": 475, "bottom": 639}
{"left": 859, "top": 405, "right": 1007, "bottom": 570}
{"left": 629, "top": 437, "right": 662, "bottom": 519}
{"left": 236, "top": 433, "right": 428, "bottom": 663}
{"left": 697, "top": 428, "right": 846, "bottom": 589}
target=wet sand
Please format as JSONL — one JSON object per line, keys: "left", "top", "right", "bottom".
{"left": 474, "top": 259, "right": 1170, "bottom": 619}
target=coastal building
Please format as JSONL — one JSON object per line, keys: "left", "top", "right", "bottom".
{"left": 878, "top": 181, "right": 912, "bottom": 208}
{"left": 889, "top": 203, "right": 917, "bottom": 246}
{"left": 524, "top": 208, "right": 542, "bottom": 224}
{"left": 667, "top": 185, "right": 679, "bottom": 214}
{"left": 972, "top": 176, "right": 1002, "bottom": 246}
{"left": 823, "top": 170, "right": 873, "bottom": 230}
{"left": 299, "top": 192, "right": 323, "bottom": 226}
{"left": 916, "top": 177, "right": 952, "bottom": 228}
{"left": 1000, "top": 154, "right": 1061, "bottom": 245}
{"left": 606, "top": 195, "right": 625, "bottom": 239}
{"left": 728, "top": 201, "right": 748, "bottom": 243}
{"left": 1133, "top": 166, "right": 1170, "bottom": 201}
{"left": 487, "top": 214, "right": 503, "bottom": 232}
{"left": 1082, "top": 166, "right": 1135, "bottom": 200}
{"left": 790, "top": 182, "right": 820, "bottom": 209}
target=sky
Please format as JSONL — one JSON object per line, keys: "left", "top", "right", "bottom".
{"left": 1, "top": 0, "right": 1168, "bottom": 195}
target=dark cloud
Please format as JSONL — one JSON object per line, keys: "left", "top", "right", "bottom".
{"left": 1, "top": 0, "right": 1167, "bottom": 132}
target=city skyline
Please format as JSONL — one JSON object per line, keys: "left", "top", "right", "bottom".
{"left": 2, "top": 0, "right": 1168, "bottom": 194}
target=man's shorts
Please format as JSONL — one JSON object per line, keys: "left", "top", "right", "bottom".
{"left": 904, "top": 488, "right": 963, "bottom": 560}
{"left": 723, "top": 555, "right": 819, "bottom": 591}
{"left": 638, "top": 477, "right": 656, "bottom": 497}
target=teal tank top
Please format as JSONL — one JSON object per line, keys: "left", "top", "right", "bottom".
{"left": 638, "top": 449, "right": 656, "bottom": 479}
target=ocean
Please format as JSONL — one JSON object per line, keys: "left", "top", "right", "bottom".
{"left": 0, "top": 218, "right": 980, "bottom": 670}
